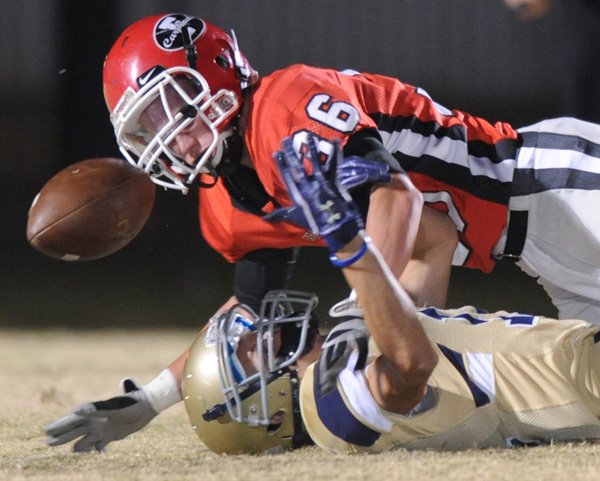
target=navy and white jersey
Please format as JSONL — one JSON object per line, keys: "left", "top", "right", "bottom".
{"left": 300, "top": 307, "right": 600, "bottom": 453}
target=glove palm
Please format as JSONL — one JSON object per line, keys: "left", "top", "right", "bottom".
{"left": 265, "top": 136, "right": 390, "bottom": 233}
{"left": 44, "top": 379, "right": 157, "bottom": 452}
{"left": 274, "top": 136, "right": 365, "bottom": 252}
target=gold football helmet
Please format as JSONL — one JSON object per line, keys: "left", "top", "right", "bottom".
{"left": 183, "top": 290, "right": 318, "bottom": 454}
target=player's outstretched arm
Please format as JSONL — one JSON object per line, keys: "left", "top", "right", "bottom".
{"left": 44, "top": 370, "right": 180, "bottom": 452}
{"left": 44, "top": 294, "right": 242, "bottom": 453}
{"left": 274, "top": 135, "right": 438, "bottom": 414}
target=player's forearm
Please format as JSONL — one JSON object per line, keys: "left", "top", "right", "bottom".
{"left": 366, "top": 173, "right": 423, "bottom": 281}
{"left": 399, "top": 206, "right": 459, "bottom": 308}
{"left": 167, "top": 347, "right": 190, "bottom": 389}
{"left": 337, "top": 235, "right": 437, "bottom": 378}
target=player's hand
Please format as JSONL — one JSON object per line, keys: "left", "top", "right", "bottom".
{"left": 263, "top": 204, "right": 310, "bottom": 228}
{"left": 274, "top": 135, "right": 364, "bottom": 252}
{"left": 265, "top": 137, "right": 390, "bottom": 229}
{"left": 44, "top": 378, "right": 157, "bottom": 452}
{"left": 325, "top": 155, "right": 391, "bottom": 191}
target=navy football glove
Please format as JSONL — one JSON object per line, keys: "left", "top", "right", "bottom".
{"left": 274, "top": 135, "right": 364, "bottom": 252}
{"left": 326, "top": 155, "right": 392, "bottom": 191}
{"left": 265, "top": 136, "right": 391, "bottom": 229}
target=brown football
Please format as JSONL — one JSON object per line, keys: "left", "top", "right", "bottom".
{"left": 27, "top": 157, "right": 156, "bottom": 261}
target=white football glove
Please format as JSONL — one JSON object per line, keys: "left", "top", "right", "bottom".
{"left": 44, "top": 378, "right": 157, "bottom": 452}
{"left": 45, "top": 369, "right": 181, "bottom": 452}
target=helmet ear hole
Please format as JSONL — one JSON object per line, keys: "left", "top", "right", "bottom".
{"left": 267, "top": 410, "right": 285, "bottom": 434}
{"left": 215, "top": 54, "right": 231, "bottom": 70}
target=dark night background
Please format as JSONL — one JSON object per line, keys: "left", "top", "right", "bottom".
{"left": 2, "top": 0, "right": 596, "bottom": 330}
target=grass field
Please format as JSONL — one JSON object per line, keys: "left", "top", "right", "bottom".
{"left": 2, "top": 329, "right": 600, "bottom": 481}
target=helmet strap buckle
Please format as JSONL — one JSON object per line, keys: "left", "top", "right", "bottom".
{"left": 180, "top": 26, "right": 198, "bottom": 69}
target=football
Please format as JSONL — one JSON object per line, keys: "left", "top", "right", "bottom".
{"left": 27, "top": 157, "right": 156, "bottom": 261}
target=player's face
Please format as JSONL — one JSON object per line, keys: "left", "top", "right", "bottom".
{"left": 169, "top": 117, "right": 214, "bottom": 166}
{"left": 138, "top": 78, "right": 214, "bottom": 168}
{"left": 235, "top": 330, "right": 282, "bottom": 376}
{"left": 236, "top": 329, "right": 323, "bottom": 380}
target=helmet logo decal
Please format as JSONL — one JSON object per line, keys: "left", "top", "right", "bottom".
{"left": 136, "top": 65, "right": 165, "bottom": 88}
{"left": 154, "top": 14, "right": 205, "bottom": 51}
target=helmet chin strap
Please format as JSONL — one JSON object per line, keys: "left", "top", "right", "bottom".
{"left": 289, "top": 369, "right": 313, "bottom": 449}
{"left": 196, "top": 165, "right": 219, "bottom": 188}
{"left": 180, "top": 24, "right": 198, "bottom": 69}
{"left": 201, "top": 368, "right": 289, "bottom": 422}
{"left": 194, "top": 127, "right": 244, "bottom": 189}
{"left": 215, "top": 125, "right": 244, "bottom": 177}
{"left": 178, "top": 25, "right": 245, "bottom": 186}
{"left": 230, "top": 30, "right": 251, "bottom": 89}
{"left": 201, "top": 366, "right": 312, "bottom": 450}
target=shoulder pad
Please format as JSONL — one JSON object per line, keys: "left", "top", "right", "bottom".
{"left": 317, "top": 319, "right": 369, "bottom": 395}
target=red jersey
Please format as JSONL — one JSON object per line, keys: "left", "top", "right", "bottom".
{"left": 199, "top": 65, "right": 520, "bottom": 271}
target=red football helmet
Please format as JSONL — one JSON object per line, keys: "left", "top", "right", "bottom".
{"left": 103, "top": 13, "right": 256, "bottom": 192}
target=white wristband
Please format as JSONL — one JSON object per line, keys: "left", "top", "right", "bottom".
{"left": 142, "top": 369, "right": 182, "bottom": 413}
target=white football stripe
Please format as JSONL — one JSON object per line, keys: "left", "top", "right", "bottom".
{"left": 517, "top": 117, "right": 600, "bottom": 144}
{"left": 379, "top": 130, "right": 515, "bottom": 182}
{"left": 516, "top": 146, "right": 600, "bottom": 174}
{"left": 465, "top": 352, "right": 496, "bottom": 402}
{"left": 339, "top": 352, "right": 393, "bottom": 432}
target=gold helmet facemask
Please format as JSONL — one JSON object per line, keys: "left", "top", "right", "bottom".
{"left": 183, "top": 290, "right": 319, "bottom": 454}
